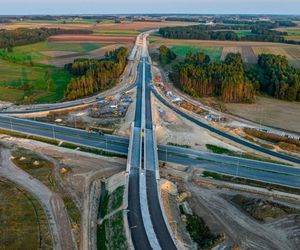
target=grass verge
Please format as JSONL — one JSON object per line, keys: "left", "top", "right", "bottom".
{"left": 0, "top": 128, "right": 126, "bottom": 158}
{"left": 206, "top": 144, "right": 290, "bottom": 165}
{"left": 202, "top": 171, "right": 300, "bottom": 195}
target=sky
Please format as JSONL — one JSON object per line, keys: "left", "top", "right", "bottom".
{"left": 1, "top": 0, "right": 300, "bottom": 15}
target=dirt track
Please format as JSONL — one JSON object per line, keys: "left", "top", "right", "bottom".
{"left": 0, "top": 148, "right": 75, "bottom": 250}
{"left": 188, "top": 184, "right": 296, "bottom": 250}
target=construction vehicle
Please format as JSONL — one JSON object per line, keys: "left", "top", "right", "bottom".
{"left": 86, "top": 127, "right": 104, "bottom": 136}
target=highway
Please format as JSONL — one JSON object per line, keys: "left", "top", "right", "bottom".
{"left": 144, "top": 57, "right": 177, "bottom": 249}
{"left": 1, "top": 115, "right": 300, "bottom": 188}
{"left": 126, "top": 58, "right": 152, "bottom": 250}
{"left": 152, "top": 87, "right": 300, "bottom": 165}
{"left": 0, "top": 33, "right": 144, "bottom": 115}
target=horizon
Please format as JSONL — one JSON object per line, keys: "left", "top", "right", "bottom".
{"left": 2, "top": 0, "right": 300, "bottom": 15}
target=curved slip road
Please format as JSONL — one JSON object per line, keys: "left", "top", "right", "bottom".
{"left": 152, "top": 87, "right": 300, "bottom": 165}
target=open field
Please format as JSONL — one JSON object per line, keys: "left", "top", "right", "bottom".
{"left": 1, "top": 21, "right": 195, "bottom": 32}
{"left": 150, "top": 36, "right": 300, "bottom": 65}
{"left": 170, "top": 46, "right": 223, "bottom": 62}
{"left": 252, "top": 47, "right": 300, "bottom": 67}
{"left": 41, "top": 43, "right": 132, "bottom": 67}
{"left": 0, "top": 39, "right": 130, "bottom": 102}
{"left": 48, "top": 34, "right": 135, "bottom": 44}
{"left": 0, "top": 177, "right": 52, "bottom": 250}
{"left": 225, "top": 96, "right": 300, "bottom": 133}
{"left": 275, "top": 27, "right": 300, "bottom": 41}
{"left": 149, "top": 36, "right": 299, "bottom": 47}
{"left": 0, "top": 57, "right": 71, "bottom": 103}
{"left": 0, "top": 21, "right": 196, "bottom": 103}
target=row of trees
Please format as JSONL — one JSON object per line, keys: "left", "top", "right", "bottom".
{"left": 159, "top": 26, "right": 240, "bottom": 41}
{"left": 0, "top": 28, "right": 92, "bottom": 50}
{"left": 64, "top": 47, "right": 128, "bottom": 100}
{"left": 159, "top": 21, "right": 300, "bottom": 45}
{"left": 169, "top": 50, "right": 255, "bottom": 103}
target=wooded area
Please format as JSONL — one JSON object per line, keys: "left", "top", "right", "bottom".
{"left": 0, "top": 28, "right": 92, "bottom": 50}
{"left": 168, "top": 48, "right": 255, "bottom": 103}
{"left": 251, "top": 54, "right": 300, "bottom": 101}
{"left": 159, "top": 21, "right": 300, "bottom": 45}
{"left": 162, "top": 46, "right": 300, "bottom": 102}
{"left": 64, "top": 47, "right": 128, "bottom": 100}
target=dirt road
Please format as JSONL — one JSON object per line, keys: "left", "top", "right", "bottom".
{"left": 188, "top": 184, "right": 293, "bottom": 250}
{"left": 0, "top": 148, "right": 75, "bottom": 250}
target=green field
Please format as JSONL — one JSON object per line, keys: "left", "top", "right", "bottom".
{"left": 170, "top": 46, "right": 223, "bottom": 62}
{"left": 0, "top": 58, "right": 71, "bottom": 103}
{"left": 0, "top": 41, "right": 106, "bottom": 103}
{"left": 1, "top": 41, "right": 104, "bottom": 63}
{"left": 285, "top": 29, "right": 300, "bottom": 40}
{"left": 0, "top": 178, "right": 52, "bottom": 250}
{"left": 234, "top": 30, "right": 253, "bottom": 37}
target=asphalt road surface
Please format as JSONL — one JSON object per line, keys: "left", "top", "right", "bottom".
{"left": 1, "top": 115, "right": 300, "bottom": 188}
{"left": 127, "top": 59, "right": 152, "bottom": 250}
{"left": 152, "top": 88, "right": 300, "bottom": 165}
{"left": 144, "top": 58, "right": 177, "bottom": 249}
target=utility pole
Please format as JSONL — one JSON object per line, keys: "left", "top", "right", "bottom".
{"left": 10, "top": 118, "right": 13, "bottom": 132}
{"left": 236, "top": 158, "right": 240, "bottom": 177}
{"left": 52, "top": 126, "right": 56, "bottom": 140}
{"left": 165, "top": 147, "right": 168, "bottom": 162}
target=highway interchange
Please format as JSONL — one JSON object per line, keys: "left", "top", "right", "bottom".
{"left": 0, "top": 30, "right": 300, "bottom": 250}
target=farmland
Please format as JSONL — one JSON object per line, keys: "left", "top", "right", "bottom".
{"left": 149, "top": 36, "right": 300, "bottom": 66}
{"left": 0, "top": 57, "right": 71, "bottom": 103}
{"left": 225, "top": 96, "right": 300, "bottom": 133}
{"left": 252, "top": 47, "right": 300, "bottom": 67}
{"left": 0, "top": 20, "right": 195, "bottom": 104}
{"left": 170, "top": 46, "right": 223, "bottom": 62}
{"left": 0, "top": 39, "right": 125, "bottom": 103}
{"left": 0, "top": 178, "right": 52, "bottom": 250}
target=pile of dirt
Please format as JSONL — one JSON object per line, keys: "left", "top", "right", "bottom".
{"left": 232, "top": 194, "right": 300, "bottom": 222}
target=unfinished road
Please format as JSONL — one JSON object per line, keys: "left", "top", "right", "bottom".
{"left": 0, "top": 148, "right": 75, "bottom": 250}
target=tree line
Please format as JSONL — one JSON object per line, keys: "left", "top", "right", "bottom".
{"left": 0, "top": 28, "right": 92, "bottom": 50}
{"left": 160, "top": 46, "right": 300, "bottom": 102}
{"left": 167, "top": 48, "right": 255, "bottom": 103}
{"left": 247, "top": 54, "right": 300, "bottom": 101}
{"left": 159, "top": 21, "right": 300, "bottom": 45}
{"left": 64, "top": 47, "right": 128, "bottom": 100}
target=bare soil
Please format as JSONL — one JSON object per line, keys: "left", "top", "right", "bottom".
{"left": 48, "top": 34, "right": 136, "bottom": 44}
{"left": 160, "top": 163, "right": 300, "bottom": 250}
{"left": 225, "top": 96, "right": 300, "bottom": 133}
{"left": 152, "top": 94, "right": 242, "bottom": 152}
{"left": 41, "top": 43, "right": 132, "bottom": 67}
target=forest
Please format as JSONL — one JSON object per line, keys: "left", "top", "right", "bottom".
{"left": 161, "top": 46, "right": 300, "bottom": 102}
{"left": 159, "top": 21, "right": 300, "bottom": 44}
{"left": 168, "top": 48, "right": 255, "bottom": 103}
{"left": 64, "top": 47, "right": 128, "bottom": 100}
{"left": 0, "top": 28, "right": 92, "bottom": 50}
{"left": 248, "top": 54, "right": 300, "bottom": 101}
{"left": 159, "top": 45, "right": 177, "bottom": 65}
